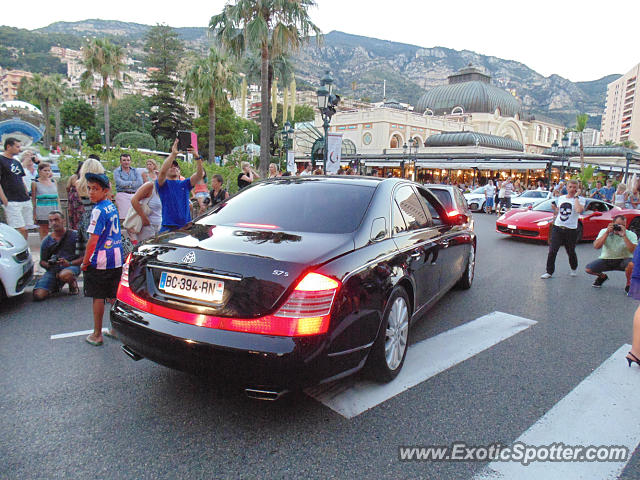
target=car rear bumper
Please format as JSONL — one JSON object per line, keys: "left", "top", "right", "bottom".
{"left": 110, "top": 300, "right": 369, "bottom": 390}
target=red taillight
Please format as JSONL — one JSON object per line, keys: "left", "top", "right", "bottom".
{"left": 447, "top": 209, "right": 460, "bottom": 217}
{"left": 120, "top": 253, "right": 132, "bottom": 287}
{"left": 116, "top": 271, "right": 341, "bottom": 337}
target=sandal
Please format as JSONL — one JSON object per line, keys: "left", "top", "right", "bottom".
{"left": 68, "top": 280, "right": 80, "bottom": 295}
{"left": 104, "top": 330, "right": 118, "bottom": 339}
{"left": 85, "top": 335, "right": 103, "bottom": 346}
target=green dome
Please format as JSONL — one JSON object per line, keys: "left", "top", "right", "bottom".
{"left": 415, "top": 66, "right": 522, "bottom": 117}
{"left": 425, "top": 131, "right": 523, "bottom": 151}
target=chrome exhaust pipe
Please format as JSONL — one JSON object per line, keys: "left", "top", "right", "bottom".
{"left": 245, "top": 388, "right": 287, "bottom": 401}
{"left": 121, "top": 345, "right": 144, "bottom": 361}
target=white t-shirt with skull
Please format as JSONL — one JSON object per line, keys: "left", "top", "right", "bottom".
{"left": 553, "top": 195, "right": 586, "bottom": 229}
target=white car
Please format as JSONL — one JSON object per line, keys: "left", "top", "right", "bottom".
{"left": 510, "top": 189, "right": 553, "bottom": 209}
{"left": 0, "top": 223, "right": 34, "bottom": 299}
{"left": 464, "top": 186, "right": 489, "bottom": 212}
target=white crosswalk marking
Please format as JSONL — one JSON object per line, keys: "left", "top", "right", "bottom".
{"left": 51, "top": 328, "right": 110, "bottom": 340}
{"left": 306, "top": 311, "right": 537, "bottom": 418}
{"left": 474, "top": 344, "right": 640, "bottom": 480}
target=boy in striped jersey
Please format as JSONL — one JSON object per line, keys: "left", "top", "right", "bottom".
{"left": 81, "top": 173, "right": 123, "bottom": 346}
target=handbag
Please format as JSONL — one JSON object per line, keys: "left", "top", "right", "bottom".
{"left": 123, "top": 184, "right": 154, "bottom": 233}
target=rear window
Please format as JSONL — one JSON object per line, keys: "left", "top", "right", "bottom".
{"left": 197, "top": 180, "right": 376, "bottom": 234}
{"left": 429, "top": 189, "right": 454, "bottom": 210}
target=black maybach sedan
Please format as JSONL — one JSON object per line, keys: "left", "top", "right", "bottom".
{"left": 111, "top": 176, "right": 476, "bottom": 399}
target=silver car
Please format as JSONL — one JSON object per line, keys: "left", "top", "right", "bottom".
{"left": 0, "top": 223, "right": 33, "bottom": 299}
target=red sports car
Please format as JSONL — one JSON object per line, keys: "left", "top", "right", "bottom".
{"left": 496, "top": 198, "right": 640, "bottom": 242}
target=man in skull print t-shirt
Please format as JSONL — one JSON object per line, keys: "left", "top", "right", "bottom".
{"left": 541, "top": 179, "right": 586, "bottom": 278}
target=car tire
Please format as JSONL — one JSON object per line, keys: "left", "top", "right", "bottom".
{"left": 629, "top": 217, "right": 640, "bottom": 238}
{"left": 456, "top": 243, "right": 476, "bottom": 290}
{"left": 367, "top": 287, "right": 411, "bottom": 382}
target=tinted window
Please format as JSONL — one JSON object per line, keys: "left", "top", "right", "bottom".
{"left": 453, "top": 188, "right": 469, "bottom": 213}
{"left": 471, "top": 186, "right": 485, "bottom": 194}
{"left": 520, "top": 191, "right": 546, "bottom": 198}
{"left": 429, "top": 189, "right": 454, "bottom": 210}
{"left": 586, "top": 200, "right": 609, "bottom": 212}
{"left": 392, "top": 200, "right": 407, "bottom": 234}
{"left": 394, "top": 185, "right": 429, "bottom": 231}
{"left": 416, "top": 187, "right": 442, "bottom": 223}
{"left": 198, "top": 180, "right": 375, "bottom": 234}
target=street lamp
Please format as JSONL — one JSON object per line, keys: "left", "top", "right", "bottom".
{"left": 551, "top": 134, "right": 570, "bottom": 181}
{"left": 281, "top": 121, "right": 294, "bottom": 172}
{"left": 316, "top": 70, "right": 340, "bottom": 175}
{"left": 625, "top": 151, "right": 633, "bottom": 183}
{"left": 408, "top": 137, "right": 418, "bottom": 181}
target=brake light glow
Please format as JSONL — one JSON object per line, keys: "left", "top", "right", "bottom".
{"left": 116, "top": 271, "right": 341, "bottom": 337}
{"left": 235, "top": 222, "right": 279, "bottom": 229}
{"left": 447, "top": 209, "right": 460, "bottom": 217}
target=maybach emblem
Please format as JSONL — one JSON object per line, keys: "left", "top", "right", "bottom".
{"left": 181, "top": 251, "right": 196, "bottom": 264}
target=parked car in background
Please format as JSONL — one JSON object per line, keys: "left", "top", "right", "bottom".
{"left": 0, "top": 223, "right": 33, "bottom": 300}
{"left": 424, "top": 184, "right": 474, "bottom": 230}
{"left": 111, "top": 177, "right": 476, "bottom": 398}
{"left": 496, "top": 197, "right": 640, "bottom": 242}
{"left": 499, "top": 189, "right": 552, "bottom": 213}
{"left": 463, "top": 185, "right": 489, "bottom": 212}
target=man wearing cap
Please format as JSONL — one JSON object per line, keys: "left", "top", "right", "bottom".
{"left": 156, "top": 139, "right": 204, "bottom": 232}
{"left": 113, "top": 153, "right": 143, "bottom": 221}
{"left": 81, "top": 172, "right": 123, "bottom": 347}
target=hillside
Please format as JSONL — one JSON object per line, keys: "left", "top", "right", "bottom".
{"left": 11, "top": 20, "right": 621, "bottom": 128}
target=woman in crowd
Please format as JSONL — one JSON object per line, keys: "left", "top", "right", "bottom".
{"left": 238, "top": 161, "right": 260, "bottom": 189}
{"left": 193, "top": 174, "right": 210, "bottom": 213}
{"left": 31, "top": 162, "right": 59, "bottom": 239}
{"left": 21, "top": 150, "right": 39, "bottom": 190}
{"left": 66, "top": 161, "right": 84, "bottom": 230}
{"left": 627, "top": 186, "right": 640, "bottom": 209}
{"left": 268, "top": 163, "right": 280, "bottom": 178}
{"left": 614, "top": 183, "right": 627, "bottom": 208}
{"left": 143, "top": 158, "right": 158, "bottom": 183}
{"left": 209, "top": 174, "right": 229, "bottom": 208}
{"left": 128, "top": 180, "right": 162, "bottom": 244}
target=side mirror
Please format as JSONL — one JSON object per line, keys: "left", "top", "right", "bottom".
{"left": 527, "top": 205, "right": 533, "bottom": 210}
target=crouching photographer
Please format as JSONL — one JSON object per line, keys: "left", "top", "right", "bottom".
{"left": 585, "top": 215, "right": 637, "bottom": 291}
{"left": 33, "top": 210, "right": 83, "bottom": 301}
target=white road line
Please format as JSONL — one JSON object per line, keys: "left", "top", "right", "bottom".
{"left": 305, "top": 311, "right": 537, "bottom": 418}
{"left": 50, "top": 328, "right": 109, "bottom": 340}
{"left": 474, "top": 344, "right": 640, "bottom": 480}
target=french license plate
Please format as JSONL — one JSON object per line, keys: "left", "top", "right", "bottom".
{"left": 159, "top": 271, "right": 224, "bottom": 302}
{"left": 508, "top": 224, "right": 517, "bottom": 230}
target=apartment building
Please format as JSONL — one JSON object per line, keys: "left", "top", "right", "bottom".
{"left": 602, "top": 62, "right": 640, "bottom": 146}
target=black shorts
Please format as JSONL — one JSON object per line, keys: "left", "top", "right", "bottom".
{"left": 585, "top": 258, "right": 632, "bottom": 274}
{"left": 83, "top": 266, "right": 123, "bottom": 299}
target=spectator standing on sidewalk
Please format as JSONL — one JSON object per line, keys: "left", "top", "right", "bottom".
{"left": 113, "top": 153, "right": 143, "bottom": 221}
{"left": 0, "top": 138, "right": 32, "bottom": 240}
{"left": 31, "top": 162, "right": 60, "bottom": 240}
{"left": 76, "top": 157, "right": 107, "bottom": 249}
{"left": 33, "top": 210, "right": 82, "bottom": 300}
{"left": 81, "top": 173, "right": 123, "bottom": 347}
{"left": 541, "top": 179, "right": 585, "bottom": 279}
{"left": 484, "top": 180, "right": 496, "bottom": 214}
{"left": 156, "top": 139, "right": 204, "bottom": 232}
{"left": 585, "top": 215, "right": 637, "bottom": 290}
{"left": 209, "top": 174, "right": 229, "bottom": 208}
{"left": 602, "top": 178, "right": 616, "bottom": 203}
{"left": 128, "top": 180, "right": 162, "bottom": 244}
{"left": 66, "top": 161, "right": 84, "bottom": 230}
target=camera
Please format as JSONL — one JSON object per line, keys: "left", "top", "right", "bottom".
{"left": 613, "top": 224, "right": 622, "bottom": 232}
{"left": 48, "top": 255, "right": 59, "bottom": 266}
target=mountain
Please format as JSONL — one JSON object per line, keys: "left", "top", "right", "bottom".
{"left": 23, "top": 21, "right": 621, "bottom": 128}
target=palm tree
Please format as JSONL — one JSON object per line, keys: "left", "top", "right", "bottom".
{"left": 19, "top": 74, "right": 67, "bottom": 149}
{"left": 80, "top": 38, "right": 130, "bottom": 150}
{"left": 184, "top": 46, "right": 239, "bottom": 162}
{"left": 575, "top": 113, "right": 589, "bottom": 169}
{"left": 210, "top": 0, "right": 321, "bottom": 176}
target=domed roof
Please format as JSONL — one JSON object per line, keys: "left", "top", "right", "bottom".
{"left": 415, "top": 66, "right": 521, "bottom": 117}
{"left": 425, "top": 131, "right": 523, "bottom": 151}
{"left": 0, "top": 100, "right": 42, "bottom": 115}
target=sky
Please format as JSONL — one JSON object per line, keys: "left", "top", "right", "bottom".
{"left": 6, "top": 0, "right": 639, "bottom": 82}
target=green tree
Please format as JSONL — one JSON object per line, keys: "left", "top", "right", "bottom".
{"left": 61, "top": 99, "right": 96, "bottom": 138}
{"left": 184, "top": 46, "right": 239, "bottom": 162}
{"left": 18, "top": 73, "right": 66, "bottom": 149}
{"left": 144, "top": 24, "right": 191, "bottom": 140}
{"left": 80, "top": 38, "right": 131, "bottom": 150}
{"left": 210, "top": 0, "right": 321, "bottom": 176}
{"left": 97, "top": 95, "right": 152, "bottom": 138}
{"left": 574, "top": 113, "right": 589, "bottom": 170}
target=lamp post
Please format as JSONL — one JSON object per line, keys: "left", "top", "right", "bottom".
{"left": 625, "top": 151, "right": 633, "bottom": 183}
{"left": 316, "top": 70, "right": 340, "bottom": 175}
{"left": 567, "top": 138, "right": 579, "bottom": 176}
{"left": 409, "top": 137, "right": 418, "bottom": 181}
{"left": 280, "top": 121, "right": 294, "bottom": 172}
{"left": 551, "top": 134, "right": 570, "bottom": 181}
